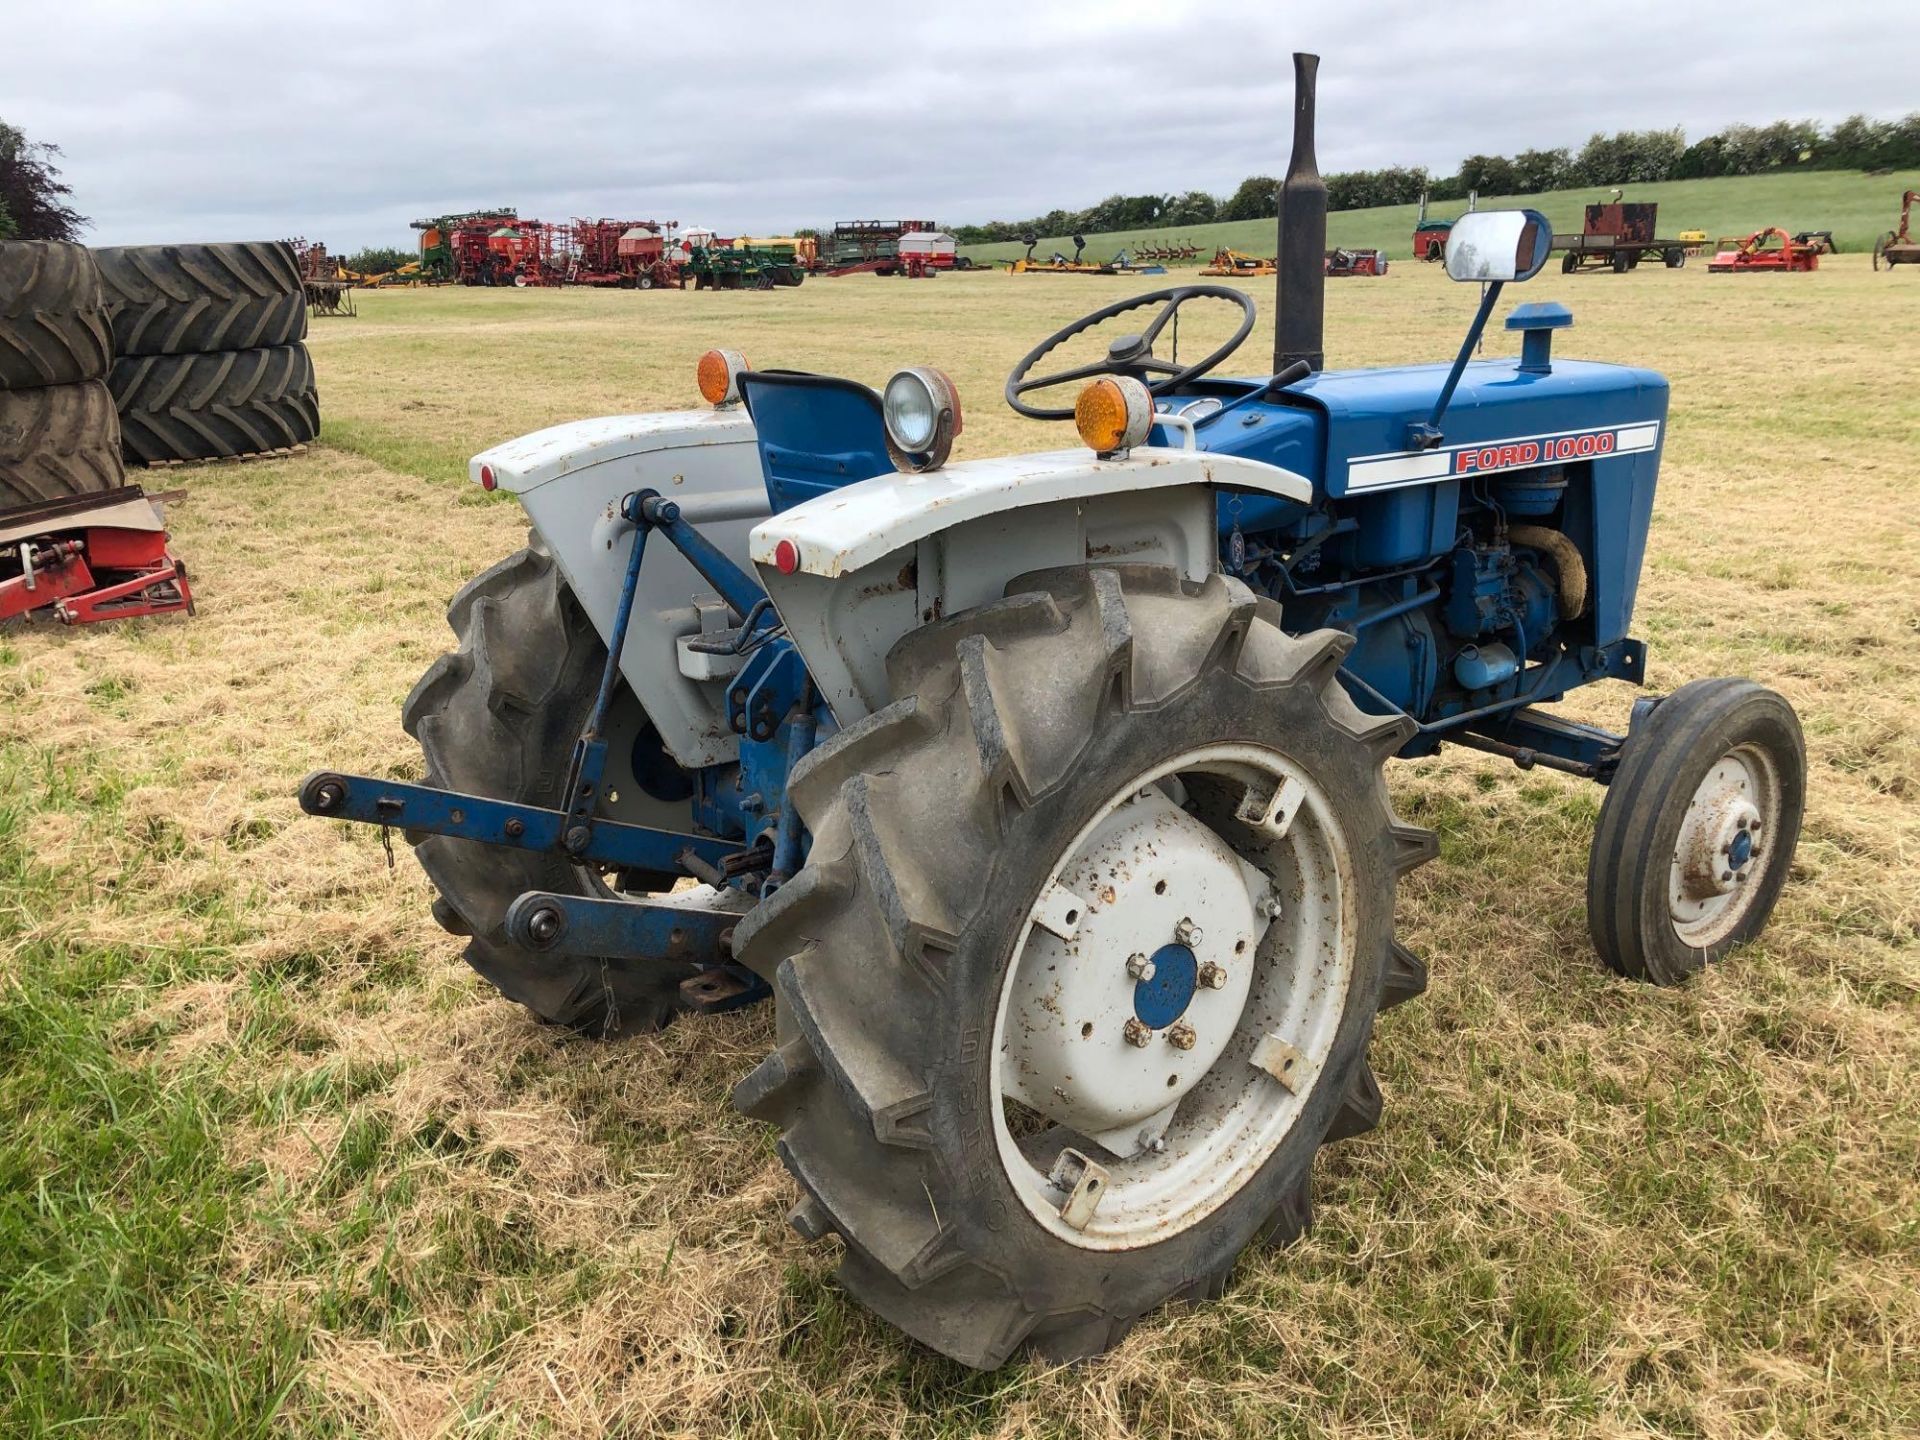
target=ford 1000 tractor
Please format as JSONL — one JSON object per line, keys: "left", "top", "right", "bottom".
{"left": 301, "top": 55, "right": 1805, "bottom": 1368}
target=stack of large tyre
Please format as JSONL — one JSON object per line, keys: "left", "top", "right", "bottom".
{"left": 0, "top": 241, "right": 122, "bottom": 509}
{"left": 94, "top": 241, "right": 319, "bottom": 465}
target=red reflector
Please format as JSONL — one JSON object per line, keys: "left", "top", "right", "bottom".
{"left": 773, "top": 539, "right": 800, "bottom": 575}
{"left": 479, "top": 464, "right": 497, "bottom": 492}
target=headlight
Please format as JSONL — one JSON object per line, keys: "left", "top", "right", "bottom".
{"left": 882, "top": 367, "right": 961, "bottom": 472}
{"left": 1075, "top": 376, "right": 1154, "bottom": 456}
{"left": 697, "top": 348, "right": 750, "bottom": 406}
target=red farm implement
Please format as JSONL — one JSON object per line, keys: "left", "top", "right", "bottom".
{"left": 412, "top": 211, "right": 549, "bottom": 286}
{"left": 1325, "top": 247, "right": 1388, "bottom": 277}
{"left": 1708, "top": 227, "right": 1820, "bottom": 274}
{"left": 545, "top": 219, "right": 681, "bottom": 288}
{"left": 0, "top": 487, "right": 192, "bottom": 626}
{"left": 1874, "top": 191, "right": 1920, "bottom": 271}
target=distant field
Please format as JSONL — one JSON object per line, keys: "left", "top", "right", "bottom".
{"left": 3, "top": 261, "right": 1916, "bottom": 1438}
{"left": 960, "top": 168, "right": 1920, "bottom": 266}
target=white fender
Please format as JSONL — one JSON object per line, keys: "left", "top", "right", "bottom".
{"left": 472, "top": 409, "right": 767, "bottom": 768}
{"left": 748, "top": 448, "right": 1313, "bottom": 722}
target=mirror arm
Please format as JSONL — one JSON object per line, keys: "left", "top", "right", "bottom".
{"left": 1408, "top": 280, "right": 1503, "bottom": 450}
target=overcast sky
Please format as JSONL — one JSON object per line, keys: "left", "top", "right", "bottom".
{"left": 5, "top": 1, "right": 1913, "bottom": 251}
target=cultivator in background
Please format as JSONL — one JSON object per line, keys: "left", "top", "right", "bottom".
{"left": 1008, "top": 234, "right": 1166, "bottom": 275}
{"left": 1874, "top": 192, "right": 1920, "bottom": 271}
{"left": 286, "top": 236, "right": 358, "bottom": 316}
{"left": 680, "top": 243, "right": 806, "bottom": 290}
{"left": 1708, "top": 228, "right": 1820, "bottom": 273}
{"left": 0, "top": 486, "right": 192, "bottom": 625}
{"left": 1131, "top": 239, "right": 1201, "bottom": 264}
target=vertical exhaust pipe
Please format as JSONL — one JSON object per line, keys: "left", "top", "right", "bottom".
{"left": 1274, "top": 52, "right": 1326, "bottom": 373}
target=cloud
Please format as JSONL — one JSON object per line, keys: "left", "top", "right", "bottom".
{"left": 3, "top": 0, "right": 1911, "bottom": 248}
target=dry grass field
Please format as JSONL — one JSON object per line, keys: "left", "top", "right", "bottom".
{"left": 2, "top": 259, "right": 1916, "bottom": 1438}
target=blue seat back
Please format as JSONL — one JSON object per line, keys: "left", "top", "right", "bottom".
{"left": 738, "top": 371, "right": 892, "bottom": 513}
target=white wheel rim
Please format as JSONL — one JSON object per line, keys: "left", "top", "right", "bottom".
{"left": 991, "top": 743, "right": 1354, "bottom": 1251}
{"left": 1668, "top": 743, "right": 1781, "bottom": 948}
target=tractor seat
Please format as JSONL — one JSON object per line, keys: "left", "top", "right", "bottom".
{"left": 737, "top": 370, "right": 892, "bottom": 514}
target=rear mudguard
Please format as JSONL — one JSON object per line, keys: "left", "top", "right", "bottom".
{"left": 748, "top": 447, "right": 1311, "bottom": 723}
{"left": 472, "top": 410, "right": 765, "bottom": 769}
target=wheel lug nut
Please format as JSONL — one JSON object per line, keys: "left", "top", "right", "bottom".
{"left": 1166, "top": 1021, "right": 1197, "bottom": 1050}
{"left": 1257, "top": 894, "right": 1283, "bottom": 920}
{"left": 1123, "top": 1018, "right": 1152, "bottom": 1048}
{"left": 1126, "top": 952, "right": 1156, "bottom": 982}
{"left": 1174, "top": 917, "right": 1203, "bottom": 947}
{"left": 1197, "top": 961, "right": 1227, "bottom": 990}
{"left": 1720, "top": 869, "right": 1733, "bottom": 882}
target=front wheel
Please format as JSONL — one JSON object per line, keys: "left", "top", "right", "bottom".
{"left": 734, "top": 566, "right": 1435, "bottom": 1367}
{"left": 1587, "top": 679, "right": 1805, "bottom": 985}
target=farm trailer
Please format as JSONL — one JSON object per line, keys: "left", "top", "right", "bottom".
{"left": 304, "top": 55, "right": 1805, "bottom": 1372}
{"left": 1553, "top": 203, "right": 1690, "bottom": 273}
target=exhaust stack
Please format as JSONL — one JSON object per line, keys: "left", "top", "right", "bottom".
{"left": 1274, "top": 52, "right": 1327, "bottom": 373}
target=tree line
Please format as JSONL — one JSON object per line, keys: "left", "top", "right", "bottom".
{"left": 952, "top": 112, "right": 1920, "bottom": 243}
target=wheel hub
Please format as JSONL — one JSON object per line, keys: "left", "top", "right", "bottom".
{"left": 1669, "top": 748, "right": 1778, "bottom": 943}
{"left": 1132, "top": 942, "right": 1199, "bottom": 1028}
{"left": 1674, "top": 758, "right": 1765, "bottom": 902}
{"left": 1002, "top": 787, "right": 1269, "bottom": 1158}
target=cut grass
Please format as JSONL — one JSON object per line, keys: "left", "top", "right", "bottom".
{"left": 958, "top": 167, "right": 1920, "bottom": 266}
{"left": 1, "top": 259, "right": 1916, "bottom": 1437}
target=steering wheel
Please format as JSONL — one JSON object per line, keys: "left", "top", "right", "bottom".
{"left": 1004, "top": 285, "right": 1257, "bottom": 420}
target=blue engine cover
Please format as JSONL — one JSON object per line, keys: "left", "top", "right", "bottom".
{"left": 740, "top": 318, "right": 1667, "bottom": 742}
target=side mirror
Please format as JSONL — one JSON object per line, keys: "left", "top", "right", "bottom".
{"left": 1444, "top": 209, "right": 1553, "bottom": 283}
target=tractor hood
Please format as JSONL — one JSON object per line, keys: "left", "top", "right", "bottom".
{"left": 1191, "top": 357, "right": 1670, "bottom": 500}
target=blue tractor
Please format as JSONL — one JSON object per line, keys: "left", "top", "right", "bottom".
{"left": 302, "top": 55, "right": 1805, "bottom": 1368}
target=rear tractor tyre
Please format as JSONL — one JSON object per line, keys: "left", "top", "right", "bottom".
{"left": 401, "top": 542, "right": 699, "bottom": 1036}
{"left": 110, "top": 344, "right": 319, "bottom": 463}
{"left": 0, "top": 380, "right": 124, "bottom": 508}
{"left": 93, "top": 240, "right": 306, "bottom": 357}
{"left": 733, "top": 565, "right": 1436, "bottom": 1368}
{"left": 0, "top": 241, "right": 112, "bottom": 391}
{"left": 1587, "top": 678, "right": 1804, "bottom": 986}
